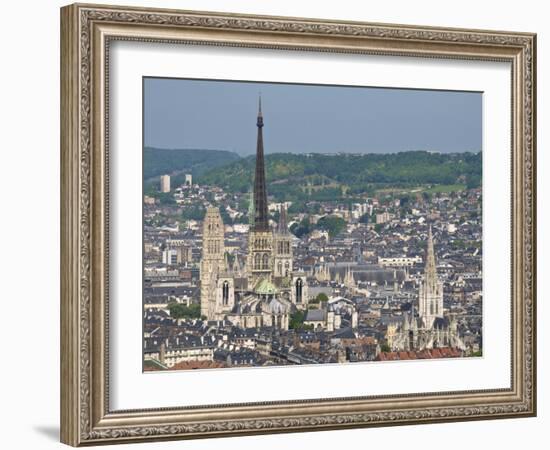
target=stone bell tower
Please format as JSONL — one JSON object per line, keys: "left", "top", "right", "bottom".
{"left": 200, "top": 207, "right": 225, "bottom": 319}
{"left": 273, "top": 204, "right": 293, "bottom": 278}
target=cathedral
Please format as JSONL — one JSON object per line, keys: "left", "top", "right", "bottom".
{"left": 387, "top": 226, "right": 465, "bottom": 351}
{"left": 200, "top": 98, "right": 308, "bottom": 330}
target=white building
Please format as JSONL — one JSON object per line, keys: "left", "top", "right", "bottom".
{"left": 378, "top": 256, "right": 422, "bottom": 267}
{"left": 160, "top": 174, "right": 170, "bottom": 193}
{"left": 376, "top": 212, "right": 391, "bottom": 224}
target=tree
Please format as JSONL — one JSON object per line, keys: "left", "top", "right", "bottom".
{"left": 307, "top": 202, "right": 322, "bottom": 214}
{"left": 237, "top": 197, "right": 249, "bottom": 213}
{"left": 219, "top": 206, "right": 233, "bottom": 225}
{"left": 157, "top": 192, "right": 176, "bottom": 206}
{"left": 316, "top": 215, "right": 346, "bottom": 238}
{"left": 167, "top": 302, "right": 201, "bottom": 319}
{"left": 316, "top": 293, "right": 328, "bottom": 303}
{"left": 289, "top": 311, "right": 306, "bottom": 330}
{"left": 197, "top": 151, "right": 481, "bottom": 198}
{"left": 288, "top": 200, "right": 306, "bottom": 214}
{"left": 466, "top": 173, "right": 481, "bottom": 189}
{"left": 181, "top": 204, "right": 206, "bottom": 221}
{"left": 290, "top": 217, "right": 311, "bottom": 238}
{"left": 380, "top": 343, "right": 391, "bottom": 353}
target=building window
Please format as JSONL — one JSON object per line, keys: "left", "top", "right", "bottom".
{"left": 255, "top": 253, "right": 261, "bottom": 270}
{"left": 222, "top": 281, "right": 229, "bottom": 305}
{"left": 262, "top": 253, "right": 269, "bottom": 270}
{"left": 295, "top": 278, "right": 303, "bottom": 303}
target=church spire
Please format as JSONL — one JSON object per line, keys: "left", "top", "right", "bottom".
{"left": 424, "top": 225, "right": 437, "bottom": 288}
{"left": 426, "top": 225, "right": 436, "bottom": 272}
{"left": 248, "top": 190, "right": 255, "bottom": 227}
{"left": 253, "top": 95, "right": 269, "bottom": 231}
{"left": 418, "top": 224, "right": 444, "bottom": 329}
{"left": 278, "top": 204, "right": 288, "bottom": 233}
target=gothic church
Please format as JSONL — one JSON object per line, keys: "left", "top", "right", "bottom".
{"left": 387, "top": 226, "right": 465, "bottom": 351}
{"left": 200, "top": 99, "right": 308, "bottom": 329}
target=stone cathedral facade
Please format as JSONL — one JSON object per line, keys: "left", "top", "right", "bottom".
{"left": 387, "top": 227, "right": 465, "bottom": 351}
{"left": 200, "top": 99, "right": 308, "bottom": 330}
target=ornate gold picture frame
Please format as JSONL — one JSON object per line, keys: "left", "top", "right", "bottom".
{"left": 60, "top": 3, "right": 536, "bottom": 446}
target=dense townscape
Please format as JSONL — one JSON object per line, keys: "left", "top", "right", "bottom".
{"left": 143, "top": 102, "right": 482, "bottom": 371}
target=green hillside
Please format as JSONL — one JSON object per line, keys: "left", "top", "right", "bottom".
{"left": 197, "top": 151, "right": 482, "bottom": 202}
{"left": 144, "top": 147, "right": 241, "bottom": 180}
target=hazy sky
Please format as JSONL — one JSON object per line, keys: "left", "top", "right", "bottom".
{"left": 144, "top": 77, "right": 482, "bottom": 155}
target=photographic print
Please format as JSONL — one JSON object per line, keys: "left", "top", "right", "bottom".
{"left": 60, "top": 6, "right": 536, "bottom": 444}
{"left": 142, "top": 78, "right": 483, "bottom": 372}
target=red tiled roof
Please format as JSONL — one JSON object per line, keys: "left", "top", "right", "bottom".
{"left": 398, "top": 351, "right": 411, "bottom": 360}
{"left": 170, "top": 360, "right": 225, "bottom": 370}
{"left": 375, "top": 347, "right": 463, "bottom": 361}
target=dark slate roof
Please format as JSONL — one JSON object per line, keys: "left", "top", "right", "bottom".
{"left": 144, "top": 286, "right": 198, "bottom": 297}
{"left": 433, "top": 317, "right": 450, "bottom": 329}
{"left": 305, "top": 309, "right": 326, "bottom": 322}
{"left": 234, "top": 277, "right": 248, "bottom": 290}
{"left": 331, "top": 327, "right": 356, "bottom": 339}
{"left": 379, "top": 315, "right": 405, "bottom": 326}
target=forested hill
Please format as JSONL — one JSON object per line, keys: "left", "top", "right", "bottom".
{"left": 144, "top": 147, "right": 241, "bottom": 179}
{"left": 197, "top": 151, "right": 482, "bottom": 198}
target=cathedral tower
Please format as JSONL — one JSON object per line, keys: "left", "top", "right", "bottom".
{"left": 248, "top": 96, "right": 273, "bottom": 286}
{"left": 200, "top": 207, "right": 226, "bottom": 319}
{"left": 418, "top": 225, "right": 444, "bottom": 329}
{"left": 273, "top": 204, "right": 293, "bottom": 278}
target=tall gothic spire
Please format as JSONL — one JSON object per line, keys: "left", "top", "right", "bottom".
{"left": 248, "top": 190, "right": 255, "bottom": 227}
{"left": 253, "top": 95, "right": 269, "bottom": 231}
{"left": 278, "top": 204, "right": 288, "bottom": 233}
{"left": 418, "top": 224, "right": 444, "bottom": 329}
{"left": 425, "top": 225, "right": 437, "bottom": 282}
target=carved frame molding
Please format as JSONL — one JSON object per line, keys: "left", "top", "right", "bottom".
{"left": 60, "top": 3, "right": 536, "bottom": 446}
